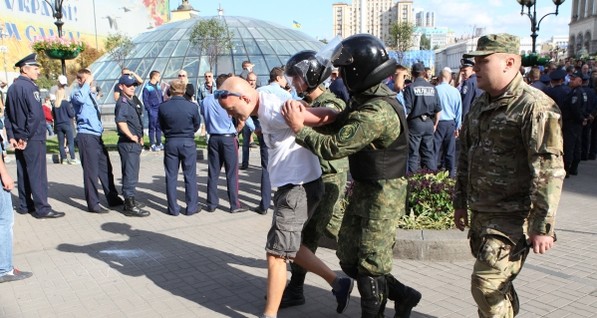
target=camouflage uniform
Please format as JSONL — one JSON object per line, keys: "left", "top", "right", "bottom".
{"left": 454, "top": 72, "right": 565, "bottom": 317}
{"left": 296, "top": 84, "right": 404, "bottom": 274}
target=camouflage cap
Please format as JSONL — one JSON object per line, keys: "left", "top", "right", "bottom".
{"left": 463, "top": 33, "right": 520, "bottom": 57}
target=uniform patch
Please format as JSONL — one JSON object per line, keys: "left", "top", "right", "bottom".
{"left": 33, "top": 91, "right": 40, "bottom": 102}
{"left": 571, "top": 96, "right": 577, "bottom": 104}
{"left": 338, "top": 125, "right": 357, "bottom": 142}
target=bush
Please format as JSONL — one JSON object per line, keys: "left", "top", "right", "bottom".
{"left": 400, "top": 170, "right": 455, "bottom": 230}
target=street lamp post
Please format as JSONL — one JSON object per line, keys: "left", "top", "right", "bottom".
{"left": 44, "top": 0, "right": 67, "bottom": 75}
{"left": 517, "top": 0, "right": 566, "bottom": 53}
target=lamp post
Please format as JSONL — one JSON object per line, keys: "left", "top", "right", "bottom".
{"left": 517, "top": 0, "right": 565, "bottom": 53}
{"left": 44, "top": 0, "right": 67, "bottom": 75}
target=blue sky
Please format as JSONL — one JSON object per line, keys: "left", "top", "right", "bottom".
{"left": 171, "top": 0, "right": 572, "bottom": 42}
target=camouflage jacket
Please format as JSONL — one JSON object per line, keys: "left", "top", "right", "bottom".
{"left": 454, "top": 73, "right": 565, "bottom": 236}
{"left": 309, "top": 89, "right": 348, "bottom": 174}
{"left": 295, "top": 83, "right": 407, "bottom": 218}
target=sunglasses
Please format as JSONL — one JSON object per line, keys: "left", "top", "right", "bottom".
{"left": 178, "top": 74, "right": 186, "bottom": 77}
{"left": 214, "top": 90, "right": 242, "bottom": 99}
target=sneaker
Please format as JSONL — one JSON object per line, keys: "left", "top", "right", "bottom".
{"left": 332, "top": 277, "right": 354, "bottom": 313}
{"left": 157, "top": 144, "right": 164, "bottom": 151}
{"left": 0, "top": 268, "right": 33, "bottom": 283}
{"left": 68, "top": 159, "right": 79, "bottom": 165}
{"left": 61, "top": 159, "right": 68, "bottom": 165}
{"left": 150, "top": 144, "right": 159, "bottom": 152}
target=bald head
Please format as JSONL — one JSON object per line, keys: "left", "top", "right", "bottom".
{"left": 217, "top": 76, "right": 259, "bottom": 120}
{"left": 439, "top": 69, "right": 452, "bottom": 82}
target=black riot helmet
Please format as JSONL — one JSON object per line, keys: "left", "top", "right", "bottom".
{"left": 285, "top": 50, "right": 332, "bottom": 97}
{"left": 333, "top": 34, "right": 397, "bottom": 94}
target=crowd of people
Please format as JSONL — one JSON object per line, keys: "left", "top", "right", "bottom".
{"left": 0, "top": 32, "right": 567, "bottom": 318}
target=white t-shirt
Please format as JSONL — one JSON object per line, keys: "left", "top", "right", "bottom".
{"left": 257, "top": 91, "right": 321, "bottom": 188}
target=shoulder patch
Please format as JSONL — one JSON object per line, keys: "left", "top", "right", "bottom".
{"left": 338, "top": 125, "right": 357, "bottom": 142}
{"left": 33, "top": 91, "right": 40, "bottom": 102}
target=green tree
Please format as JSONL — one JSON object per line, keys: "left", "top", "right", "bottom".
{"left": 104, "top": 33, "right": 134, "bottom": 70}
{"left": 420, "top": 34, "right": 431, "bottom": 50}
{"left": 388, "top": 22, "right": 415, "bottom": 52}
{"left": 77, "top": 44, "right": 103, "bottom": 70}
{"left": 189, "top": 17, "right": 232, "bottom": 72}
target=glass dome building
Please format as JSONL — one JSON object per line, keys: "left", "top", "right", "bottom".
{"left": 89, "top": 15, "right": 324, "bottom": 105}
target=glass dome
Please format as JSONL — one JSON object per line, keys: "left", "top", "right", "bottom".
{"left": 89, "top": 16, "right": 324, "bottom": 105}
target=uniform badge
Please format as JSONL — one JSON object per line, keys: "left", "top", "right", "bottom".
{"left": 338, "top": 125, "right": 357, "bottom": 142}
{"left": 33, "top": 91, "right": 40, "bottom": 102}
{"left": 571, "top": 96, "right": 577, "bottom": 104}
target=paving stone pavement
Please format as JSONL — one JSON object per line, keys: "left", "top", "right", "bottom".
{"left": 0, "top": 148, "right": 596, "bottom": 318}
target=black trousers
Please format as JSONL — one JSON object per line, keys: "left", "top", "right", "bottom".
{"left": 15, "top": 140, "right": 51, "bottom": 214}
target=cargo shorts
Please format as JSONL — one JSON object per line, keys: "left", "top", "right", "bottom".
{"left": 265, "top": 178, "right": 323, "bottom": 259}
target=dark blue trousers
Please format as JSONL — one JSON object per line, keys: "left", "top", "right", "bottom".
{"left": 434, "top": 120, "right": 456, "bottom": 177}
{"left": 164, "top": 138, "right": 198, "bottom": 215}
{"left": 206, "top": 135, "right": 241, "bottom": 211}
{"left": 15, "top": 140, "right": 51, "bottom": 214}
{"left": 563, "top": 123, "right": 582, "bottom": 174}
{"left": 77, "top": 134, "right": 121, "bottom": 211}
{"left": 256, "top": 133, "right": 271, "bottom": 211}
{"left": 407, "top": 118, "right": 437, "bottom": 173}
{"left": 117, "top": 142, "right": 142, "bottom": 198}
{"left": 55, "top": 123, "right": 76, "bottom": 161}
{"left": 147, "top": 109, "right": 161, "bottom": 146}
{"left": 240, "top": 125, "right": 251, "bottom": 168}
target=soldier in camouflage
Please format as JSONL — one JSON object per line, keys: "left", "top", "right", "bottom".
{"left": 279, "top": 50, "right": 349, "bottom": 309}
{"left": 282, "top": 34, "right": 421, "bottom": 318}
{"left": 453, "top": 34, "right": 565, "bottom": 317}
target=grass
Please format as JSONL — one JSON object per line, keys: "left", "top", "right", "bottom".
{"left": 13, "top": 130, "right": 209, "bottom": 154}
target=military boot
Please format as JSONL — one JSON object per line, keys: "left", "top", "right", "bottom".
{"left": 279, "top": 270, "right": 306, "bottom": 308}
{"left": 123, "top": 197, "right": 150, "bottom": 217}
{"left": 356, "top": 274, "right": 388, "bottom": 318}
{"left": 386, "top": 274, "right": 421, "bottom": 318}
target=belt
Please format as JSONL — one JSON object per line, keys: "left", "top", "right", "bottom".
{"left": 278, "top": 177, "right": 321, "bottom": 191}
{"left": 210, "top": 133, "right": 236, "bottom": 137}
{"left": 408, "top": 114, "right": 430, "bottom": 121}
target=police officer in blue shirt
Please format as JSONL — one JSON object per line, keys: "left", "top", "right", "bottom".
{"left": 158, "top": 79, "right": 201, "bottom": 216}
{"left": 201, "top": 74, "right": 247, "bottom": 213}
{"left": 115, "top": 74, "right": 149, "bottom": 217}
{"left": 4, "top": 53, "right": 64, "bottom": 219}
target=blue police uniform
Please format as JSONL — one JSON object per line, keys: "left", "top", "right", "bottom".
{"left": 158, "top": 96, "right": 201, "bottom": 216}
{"left": 580, "top": 84, "right": 597, "bottom": 160}
{"left": 115, "top": 94, "right": 144, "bottom": 199}
{"left": 460, "top": 73, "right": 482, "bottom": 117}
{"left": 200, "top": 94, "right": 244, "bottom": 212}
{"left": 561, "top": 85, "right": 588, "bottom": 176}
{"left": 4, "top": 53, "right": 62, "bottom": 218}
{"left": 4, "top": 74, "right": 54, "bottom": 216}
{"left": 71, "top": 81, "right": 123, "bottom": 212}
{"left": 403, "top": 74, "right": 442, "bottom": 173}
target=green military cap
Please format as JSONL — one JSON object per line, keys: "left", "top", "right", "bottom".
{"left": 463, "top": 33, "right": 520, "bottom": 57}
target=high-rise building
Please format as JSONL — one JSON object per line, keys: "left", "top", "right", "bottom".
{"left": 332, "top": 0, "right": 415, "bottom": 45}
{"left": 416, "top": 11, "right": 435, "bottom": 27}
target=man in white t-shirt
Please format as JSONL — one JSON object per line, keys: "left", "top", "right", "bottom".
{"left": 216, "top": 77, "right": 353, "bottom": 318}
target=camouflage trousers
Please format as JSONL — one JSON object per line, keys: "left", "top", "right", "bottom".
{"left": 291, "top": 172, "right": 347, "bottom": 275}
{"left": 337, "top": 179, "right": 406, "bottom": 276}
{"left": 469, "top": 212, "right": 530, "bottom": 318}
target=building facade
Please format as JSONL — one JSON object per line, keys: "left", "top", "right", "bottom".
{"left": 416, "top": 11, "right": 435, "bottom": 28}
{"left": 332, "top": 0, "right": 414, "bottom": 45}
{"left": 569, "top": 0, "right": 597, "bottom": 57}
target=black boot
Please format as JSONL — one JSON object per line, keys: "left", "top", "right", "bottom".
{"left": 386, "top": 274, "right": 421, "bottom": 318}
{"left": 356, "top": 274, "right": 388, "bottom": 318}
{"left": 123, "top": 197, "right": 150, "bottom": 217}
{"left": 280, "top": 265, "right": 306, "bottom": 308}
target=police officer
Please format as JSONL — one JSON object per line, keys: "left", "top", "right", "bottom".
{"left": 545, "top": 69, "right": 570, "bottom": 110}
{"left": 282, "top": 34, "right": 421, "bottom": 318}
{"left": 459, "top": 58, "right": 482, "bottom": 118}
{"left": 562, "top": 71, "right": 590, "bottom": 177}
{"left": 115, "top": 74, "right": 149, "bottom": 217}
{"left": 158, "top": 79, "right": 201, "bottom": 216}
{"left": 4, "top": 53, "right": 64, "bottom": 219}
{"left": 403, "top": 63, "right": 442, "bottom": 173}
{"left": 279, "top": 50, "right": 348, "bottom": 308}
{"left": 580, "top": 75, "right": 597, "bottom": 160}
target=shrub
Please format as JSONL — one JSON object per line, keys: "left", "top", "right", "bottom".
{"left": 400, "top": 170, "right": 455, "bottom": 230}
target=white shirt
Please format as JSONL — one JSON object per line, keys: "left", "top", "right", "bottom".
{"left": 257, "top": 91, "right": 321, "bottom": 188}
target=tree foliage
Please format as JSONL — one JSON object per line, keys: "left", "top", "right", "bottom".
{"left": 420, "top": 34, "right": 431, "bottom": 50}
{"left": 77, "top": 44, "right": 103, "bottom": 70}
{"left": 104, "top": 33, "right": 134, "bottom": 70}
{"left": 189, "top": 18, "right": 232, "bottom": 72}
{"left": 388, "top": 22, "right": 415, "bottom": 52}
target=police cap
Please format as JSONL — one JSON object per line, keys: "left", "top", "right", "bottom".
{"left": 118, "top": 74, "right": 138, "bottom": 86}
{"left": 460, "top": 58, "right": 475, "bottom": 68}
{"left": 14, "top": 53, "right": 40, "bottom": 68}
{"left": 549, "top": 69, "right": 566, "bottom": 81}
